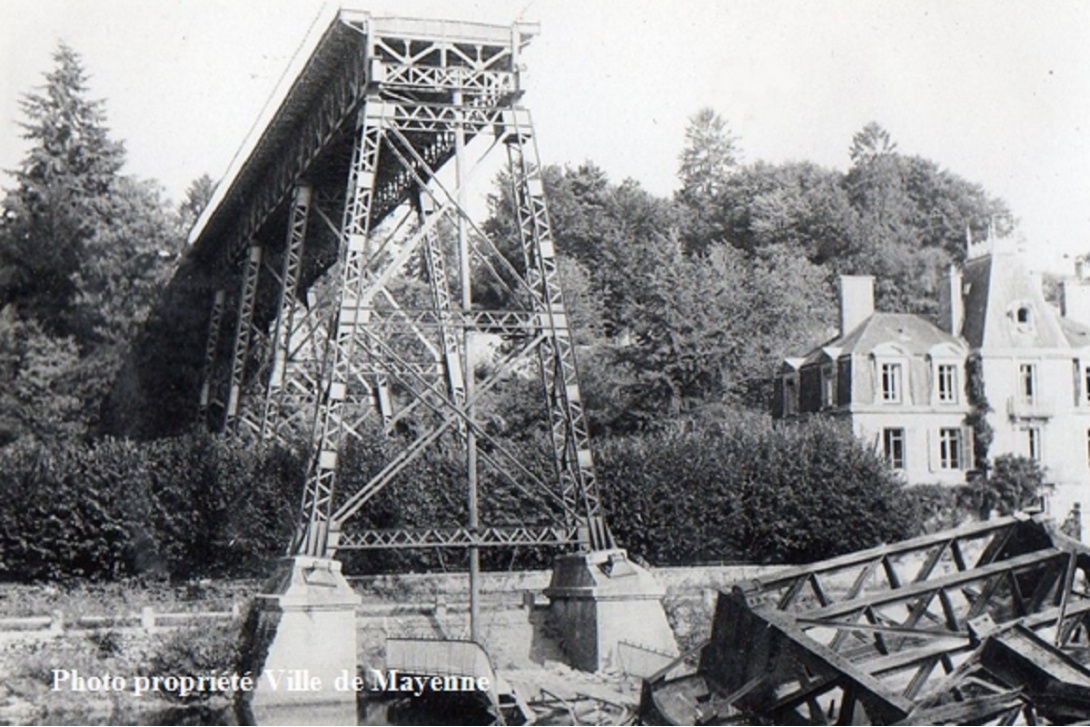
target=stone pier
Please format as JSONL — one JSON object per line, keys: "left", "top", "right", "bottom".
{"left": 237, "top": 556, "right": 360, "bottom": 725}
{"left": 545, "top": 548, "right": 678, "bottom": 672}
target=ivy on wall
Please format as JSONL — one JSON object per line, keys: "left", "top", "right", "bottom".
{"left": 963, "top": 353, "right": 994, "bottom": 473}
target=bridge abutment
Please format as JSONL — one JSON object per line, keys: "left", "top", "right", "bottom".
{"left": 545, "top": 549, "right": 677, "bottom": 671}
{"left": 238, "top": 556, "right": 360, "bottom": 724}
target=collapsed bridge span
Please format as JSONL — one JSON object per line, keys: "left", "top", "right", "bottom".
{"left": 643, "top": 514, "right": 1090, "bottom": 725}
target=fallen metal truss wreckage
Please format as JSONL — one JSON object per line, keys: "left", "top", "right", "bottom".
{"left": 642, "top": 514, "right": 1090, "bottom": 725}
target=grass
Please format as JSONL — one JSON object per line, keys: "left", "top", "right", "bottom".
{"left": 2, "top": 622, "right": 245, "bottom": 723}
{"left": 0, "top": 580, "right": 256, "bottom": 725}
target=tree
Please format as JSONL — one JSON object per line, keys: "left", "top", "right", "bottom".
{"left": 607, "top": 243, "right": 831, "bottom": 425}
{"left": 677, "top": 107, "right": 741, "bottom": 253}
{"left": 965, "top": 454, "right": 1046, "bottom": 519}
{"left": 0, "top": 43, "right": 126, "bottom": 336}
{"left": 849, "top": 121, "right": 898, "bottom": 164}
{"left": 178, "top": 173, "right": 216, "bottom": 234}
{"left": 678, "top": 108, "right": 740, "bottom": 203}
{"left": 842, "top": 123, "right": 1012, "bottom": 316}
{"left": 0, "top": 308, "right": 85, "bottom": 445}
{"left": 73, "top": 175, "right": 182, "bottom": 347}
{"left": 0, "top": 43, "right": 183, "bottom": 445}
{"left": 717, "top": 161, "right": 857, "bottom": 263}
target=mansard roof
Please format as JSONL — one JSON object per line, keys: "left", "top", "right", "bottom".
{"left": 800, "top": 313, "right": 965, "bottom": 366}
{"left": 961, "top": 250, "right": 1070, "bottom": 349}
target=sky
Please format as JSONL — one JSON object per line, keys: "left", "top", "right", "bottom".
{"left": 1, "top": 0, "right": 1088, "bottom": 272}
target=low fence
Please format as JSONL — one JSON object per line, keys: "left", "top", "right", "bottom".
{"left": 0, "top": 604, "right": 242, "bottom": 636}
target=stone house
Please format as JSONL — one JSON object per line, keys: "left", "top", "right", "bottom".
{"left": 774, "top": 238, "right": 1090, "bottom": 526}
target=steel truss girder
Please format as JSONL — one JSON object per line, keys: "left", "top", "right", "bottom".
{"left": 648, "top": 515, "right": 1090, "bottom": 726}
{"left": 193, "top": 17, "right": 605, "bottom": 562}
{"left": 337, "top": 524, "right": 579, "bottom": 550}
{"left": 380, "top": 64, "right": 518, "bottom": 97}
{"left": 223, "top": 244, "right": 263, "bottom": 433}
{"left": 215, "top": 34, "right": 368, "bottom": 270}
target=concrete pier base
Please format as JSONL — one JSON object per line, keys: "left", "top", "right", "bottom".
{"left": 237, "top": 556, "right": 360, "bottom": 725}
{"left": 545, "top": 548, "right": 678, "bottom": 672}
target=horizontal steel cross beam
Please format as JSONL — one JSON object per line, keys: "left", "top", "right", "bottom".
{"left": 336, "top": 525, "right": 581, "bottom": 549}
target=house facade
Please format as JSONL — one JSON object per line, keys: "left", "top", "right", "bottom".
{"left": 775, "top": 239, "right": 1090, "bottom": 527}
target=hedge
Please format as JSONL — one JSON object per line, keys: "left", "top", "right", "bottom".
{"left": 597, "top": 416, "right": 918, "bottom": 564}
{"left": 1, "top": 416, "right": 929, "bottom": 580}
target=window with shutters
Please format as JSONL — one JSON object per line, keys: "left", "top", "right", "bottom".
{"left": 883, "top": 428, "right": 905, "bottom": 470}
{"left": 939, "top": 428, "right": 963, "bottom": 470}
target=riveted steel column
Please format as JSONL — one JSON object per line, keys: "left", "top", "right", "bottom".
{"left": 224, "top": 244, "right": 263, "bottom": 433}
{"left": 197, "top": 289, "right": 227, "bottom": 428}
{"left": 505, "top": 107, "right": 609, "bottom": 550}
{"left": 261, "top": 184, "right": 313, "bottom": 441}
{"left": 294, "top": 103, "right": 384, "bottom": 558}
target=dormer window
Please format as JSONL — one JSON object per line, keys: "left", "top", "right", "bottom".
{"left": 936, "top": 364, "right": 958, "bottom": 404}
{"left": 881, "top": 362, "right": 903, "bottom": 403}
{"left": 822, "top": 364, "right": 837, "bottom": 408}
{"left": 873, "top": 344, "right": 911, "bottom": 406}
{"left": 1010, "top": 300, "right": 1035, "bottom": 333}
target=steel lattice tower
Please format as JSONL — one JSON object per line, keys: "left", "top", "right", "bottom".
{"left": 189, "top": 14, "right": 613, "bottom": 569}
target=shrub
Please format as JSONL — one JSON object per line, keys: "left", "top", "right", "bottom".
{"left": 597, "top": 416, "right": 916, "bottom": 565}
{"left": 899, "top": 483, "right": 973, "bottom": 535}
{"left": 144, "top": 620, "right": 242, "bottom": 702}
{"left": 0, "top": 433, "right": 302, "bottom": 582}
{"left": 963, "top": 454, "right": 1047, "bottom": 519}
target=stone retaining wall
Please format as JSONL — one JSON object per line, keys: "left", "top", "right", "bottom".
{"left": 350, "top": 563, "right": 786, "bottom": 604}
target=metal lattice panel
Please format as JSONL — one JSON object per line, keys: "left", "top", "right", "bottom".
{"left": 645, "top": 515, "right": 1090, "bottom": 725}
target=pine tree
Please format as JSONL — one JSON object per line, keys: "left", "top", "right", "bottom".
{"left": 677, "top": 108, "right": 740, "bottom": 254}
{"left": 0, "top": 43, "right": 181, "bottom": 444}
{"left": 678, "top": 107, "right": 740, "bottom": 204}
{"left": 0, "top": 42, "right": 126, "bottom": 336}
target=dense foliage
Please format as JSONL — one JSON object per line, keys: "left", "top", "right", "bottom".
{"left": 597, "top": 417, "right": 918, "bottom": 564}
{"left": 964, "top": 453, "right": 1048, "bottom": 519}
{"left": 0, "top": 434, "right": 300, "bottom": 581}
{"left": 0, "top": 44, "right": 184, "bottom": 447}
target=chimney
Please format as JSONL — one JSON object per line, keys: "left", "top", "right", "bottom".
{"left": 1076, "top": 255, "right": 1089, "bottom": 281}
{"left": 1062, "top": 279, "right": 1090, "bottom": 329}
{"left": 838, "top": 275, "right": 874, "bottom": 337}
{"left": 938, "top": 265, "right": 964, "bottom": 335}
